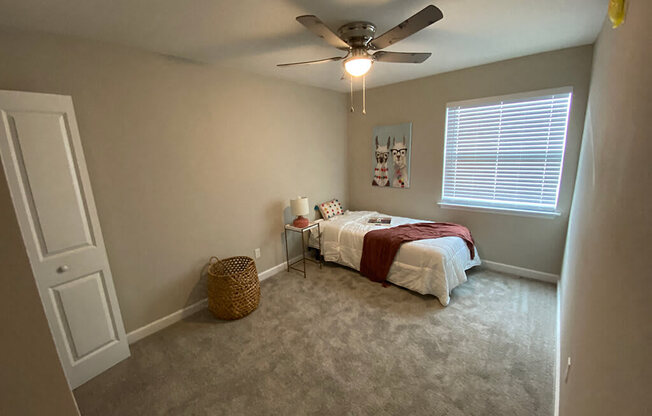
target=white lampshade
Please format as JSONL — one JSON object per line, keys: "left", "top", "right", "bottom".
{"left": 290, "top": 196, "right": 309, "bottom": 216}
{"left": 344, "top": 57, "right": 372, "bottom": 77}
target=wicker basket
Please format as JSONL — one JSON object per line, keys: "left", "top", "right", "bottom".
{"left": 207, "top": 256, "right": 260, "bottom": 320}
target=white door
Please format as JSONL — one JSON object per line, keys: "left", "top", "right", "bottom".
{"left": 0, "top": 90, "right": 130, "bottom": 389}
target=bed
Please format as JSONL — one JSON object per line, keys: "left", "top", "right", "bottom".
{"left": 309, "top": 211, "right": 481, "bottom": 306}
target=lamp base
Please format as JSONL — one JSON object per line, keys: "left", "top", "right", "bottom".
{"left": 292, "top": 216, "right": 309, "bottom": 228}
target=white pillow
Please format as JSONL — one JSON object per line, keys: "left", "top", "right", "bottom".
{"left": 318, "top": 199, "right": 344, "bottom": 220}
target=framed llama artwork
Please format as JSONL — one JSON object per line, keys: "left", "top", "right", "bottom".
{"left": 371, "top": 122, "right": 412, "bottom": 189}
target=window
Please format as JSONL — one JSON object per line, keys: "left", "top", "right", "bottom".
{"left": 440, "top": 87, "right": 572, "bottom": 216}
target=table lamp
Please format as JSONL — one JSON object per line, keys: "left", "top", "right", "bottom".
{"left": 290, "top": 196, "right": 309, "bottom": 228}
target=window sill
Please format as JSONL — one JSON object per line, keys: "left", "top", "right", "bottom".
{"left": 437, "top": 202, "right": 561, "bottom": 219}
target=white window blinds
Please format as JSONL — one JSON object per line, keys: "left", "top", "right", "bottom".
{"left": 441, "top": 88, "right": 572, "bottom": 214}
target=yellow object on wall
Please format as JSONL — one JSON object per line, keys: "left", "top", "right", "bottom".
{"left": 608, "top": 0, "right": 627, "bottom": 28}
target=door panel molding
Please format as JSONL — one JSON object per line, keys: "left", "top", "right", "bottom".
{"left": 7, "top": 110, "right": 96, "bottom": 258}
{"left": 51, "top": 271, "right": 118, "bottom": 361}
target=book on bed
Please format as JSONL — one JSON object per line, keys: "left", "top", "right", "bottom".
{"left": 368, "top": 217, "right": 392, "bottom": 225}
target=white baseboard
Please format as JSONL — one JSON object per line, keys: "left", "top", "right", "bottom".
{"left": 126, "top": 298, "right": 208, "bottom": 344}
{"left": 258, "top": 255, "right": 301, "bottom": 280}
{"left": 481, "top": 259, "right": 560, "bottom": 283}
{"left": 126, "top": 255, "right": 302, "bottom": 344}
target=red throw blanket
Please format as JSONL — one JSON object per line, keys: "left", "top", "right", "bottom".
{"left": 360, "top": 222, "right": 475, "bottom": 283}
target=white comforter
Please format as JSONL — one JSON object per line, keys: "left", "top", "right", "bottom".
{"left": 313, "top": 211, "right": 481, "bottom": 306}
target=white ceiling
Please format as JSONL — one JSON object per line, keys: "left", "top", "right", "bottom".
{"left": 0, "top": 0, "right": 607, "bottom": 92}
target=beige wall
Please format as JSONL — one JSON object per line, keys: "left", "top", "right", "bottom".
{"left": 0, "top": 29, "right": 348, "bottom": 333}
{"left": 559, "top": 2, "right": 652, "bottom": 415}
{"left": 347, "top": 46, "right": 594, "bottom": 275}
{"left": 0, "top": 168, "right": 79, "bottom": 414}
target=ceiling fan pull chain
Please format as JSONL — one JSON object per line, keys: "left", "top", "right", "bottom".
{"left": 362, "top": 75, "right": 366, "bottom": 115}
{"left": 350, "top": 74, "right": 354, "bottom": 112}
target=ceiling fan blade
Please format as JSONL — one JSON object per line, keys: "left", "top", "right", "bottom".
{"left": 373, "top": 51, "right": 432, "bottom": 63}
{"left": 370, "top": 5, "right": 443, "bottom": 50}
{"left": 277, "top": 56, "right": 346, "bottom": 67}
{"left": 296, "top": 15, "right": 350, "bottom": 50}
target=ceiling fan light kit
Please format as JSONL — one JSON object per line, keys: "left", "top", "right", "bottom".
{"left": 278, "top": 5, "right": 444, "bottom": 113}
{"left": 344, "top": 50, "right": 373, "bottom": 77}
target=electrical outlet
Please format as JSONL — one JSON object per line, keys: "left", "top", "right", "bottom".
{"left": 254, "top": 248, "right": 261, "bottom": 259}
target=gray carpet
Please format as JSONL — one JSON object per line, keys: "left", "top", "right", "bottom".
{"left": 74, "top": 263, "right": 556, "bottom": 416}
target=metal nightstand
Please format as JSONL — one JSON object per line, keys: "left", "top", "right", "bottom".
{"left": 284, "top": 221, "right": 322, "bottom": 278}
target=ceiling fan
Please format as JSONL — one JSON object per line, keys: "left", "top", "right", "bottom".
{"left": 277, "top": 5, "right": 443, "bottom": 78}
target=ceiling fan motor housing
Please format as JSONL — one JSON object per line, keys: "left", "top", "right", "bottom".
{"left": 337, "top": 21, "right": 376, "bottom": 48}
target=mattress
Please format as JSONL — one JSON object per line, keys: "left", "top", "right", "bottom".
{"left": 309, "top": 211, "right": 481, "bottom": 306}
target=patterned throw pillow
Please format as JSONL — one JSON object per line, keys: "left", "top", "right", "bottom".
{"left": 319, "top": 199, "right": 344, "bottom": 220}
